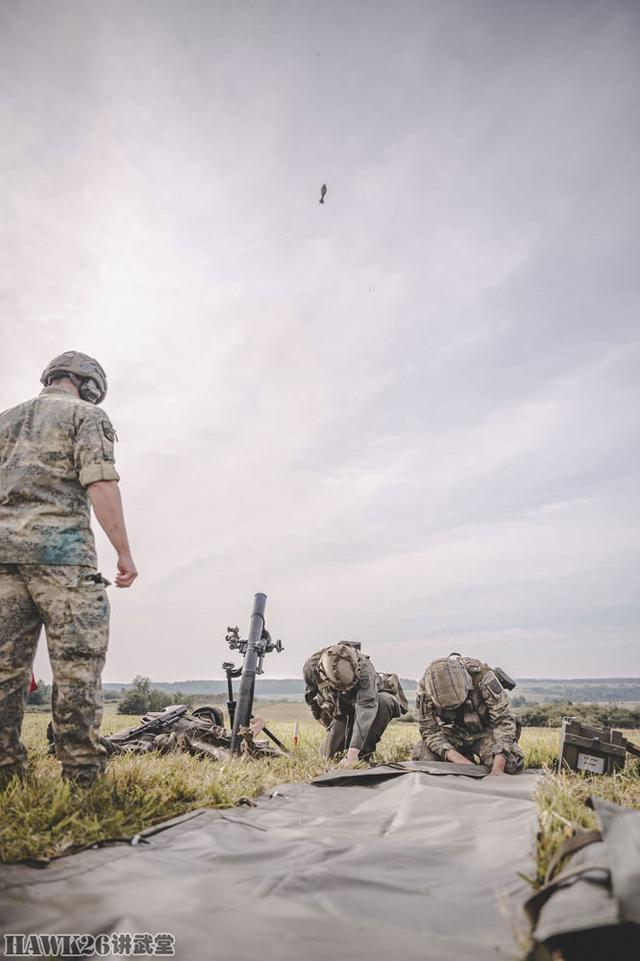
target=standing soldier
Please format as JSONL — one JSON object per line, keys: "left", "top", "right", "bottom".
{"left": 0, "top": 352, "right": 137, "bottom": 787}
{"left": 303, "top": 642, "right": 407, "bottom": 767}
{"left": 412, "top": 654, "right": 524, "bottom": 775}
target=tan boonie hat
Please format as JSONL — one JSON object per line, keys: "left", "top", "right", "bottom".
{"left": 319, "top": 643, "right": 361, "bottom": 691}
{"left": 424, "top": 656, "right": 471, "bottom": 708}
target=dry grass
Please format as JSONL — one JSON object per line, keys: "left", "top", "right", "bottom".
{"left": 2, "top": 712, "right": 639, "bottom": 879}
{"left": 534, "top": 750, "right": 640, "bottom": 886}
{"left": 518, "top": 726, "right": 640, "bottom": 886}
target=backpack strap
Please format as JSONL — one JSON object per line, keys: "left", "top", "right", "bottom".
{"left": 466, "top": 661, "right": 492, "bottom": 727}
{"left": 544, "top": 830, "right": 603, "bottom": 885}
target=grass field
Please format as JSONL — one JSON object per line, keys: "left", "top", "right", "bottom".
{"left": 2, "top": 705, "right": 639, "bottom": 891}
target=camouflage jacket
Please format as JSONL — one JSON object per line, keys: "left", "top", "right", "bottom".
{"left": 0, "top": 386, "right": 119, "bottom": 565}
{"left": 303, "top": 649, "right": 395, "bottom": 752}
{"left": 416, "top": 657, "right": 518, "bottom": 759}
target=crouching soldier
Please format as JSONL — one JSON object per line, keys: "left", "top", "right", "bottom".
{"left": 303, "top": 642, "right": 407, "bottom": 768}
{"left": 412, "top": 654, "right": 524, "bottom": 775}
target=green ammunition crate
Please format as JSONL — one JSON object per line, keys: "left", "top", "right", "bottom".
{"left": 559, "top": 718, "right": 627, "bottom": 775}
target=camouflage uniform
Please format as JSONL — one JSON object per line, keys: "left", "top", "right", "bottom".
{"left": 0, "top": 385, "right": 119, "bottom": 785}
{"left": 413, "top": 657, "right": 524, "bottom": 774}
{"left": 303, "top": 648, "right": 405, "bottom": 759}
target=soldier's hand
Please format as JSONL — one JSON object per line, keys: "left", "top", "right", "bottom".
{"left": 249, "top": 716, "right": 266, "bottom": 736}
{"left": 338, "top": 748, "right": 361, "bottom": 768}
{"left": 445, "top": 749, "right": 473, "bottom": 765}
{"left": 490, "top": 754, "right": 507, "bottom": 775}
{"left": 116, "top": 553, "right": 138, "bottom": 588}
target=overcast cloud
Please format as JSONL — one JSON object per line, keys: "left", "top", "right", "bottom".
{"left": 1, "top": 0, "right": 639, "bottom": 681}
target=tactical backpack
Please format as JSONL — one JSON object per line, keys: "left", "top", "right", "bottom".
{"left": 377, "top": 672, "right": 409, "bottom": 715}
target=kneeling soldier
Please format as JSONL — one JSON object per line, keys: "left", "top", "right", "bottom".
{"left": 303, "top": 642, "right": 406, "bottom": 768}
{"left": 412, "top": 654, "right": 524, "bottom": 775}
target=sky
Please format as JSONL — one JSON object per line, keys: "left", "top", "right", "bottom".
{"left": 1, "top": 0, "right": 639, "bottom": 681}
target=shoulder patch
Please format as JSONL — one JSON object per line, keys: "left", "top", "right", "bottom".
{"left": 359, "top": 673, "right": 371, "bottom": 690}
{"left": 102, "top": 422, "right": 117, "bottom": 443}
{"left": 487, "top": 677, "right": 503, "bottom": 696}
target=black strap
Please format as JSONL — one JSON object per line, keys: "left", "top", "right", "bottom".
{"left": 544, "top": 829, "right": 602, "bottom": 884}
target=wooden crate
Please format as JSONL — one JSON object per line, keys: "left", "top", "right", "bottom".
{"left": 559, "top": 718, "right": 627, "bottom": 775}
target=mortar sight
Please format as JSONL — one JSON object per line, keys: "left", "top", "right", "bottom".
{"left": 224, "top": 624, "right": 284, "bottom": 668}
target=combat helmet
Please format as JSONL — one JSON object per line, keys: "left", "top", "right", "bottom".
{"left": 41, "top": 351, "right": 108, "bottom": 404}
{"left": 424, "top": 655, "right": 472, "bottom": 708}
{"left": 319, "top": 642, "right": 361, "bottom": 691}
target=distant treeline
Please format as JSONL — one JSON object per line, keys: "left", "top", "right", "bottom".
{"left": 517, "top": 678, "right": 640, "bottom": 683}
{"left": 117, "top": 676, "right": 210, "bottom": 714}
{"left": 107, "top": 679, "right": 314, "bottom": 696}
{"left": 104, "top": 677, "right": 640, "bottom": 702}
{"left": 106, "top": 678, "right": 420, "bottom": 695}
{"left": 516, "top": 702, "right": 640, "bottom": 729}
{"left": 114, "top": 677, "right": 640, "bottom": 730}
{"left": 518, "top": 683, "right": 640, "bottom": 703}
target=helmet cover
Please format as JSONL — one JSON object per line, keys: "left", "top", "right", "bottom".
{"left": 41, "top": 351, "right": 107, "bottom": 404}
{"left": 319, "top": 643, "right": 361, "bottom": 691}
{"left": 424, "top": 656, "right": 472, "bottom": 708}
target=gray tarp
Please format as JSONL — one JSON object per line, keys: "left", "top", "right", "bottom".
{"left": 0, "top": 764, "right": 539, "bottom": 961}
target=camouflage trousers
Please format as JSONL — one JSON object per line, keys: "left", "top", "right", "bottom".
{"left": 0, "top": 564, "right": 110, "bottom": 785}
{"left": 411, "top": 732, "right": 524, "bottom": 774}
{"left": 319, "top": 692, "right": 401, "bottom": 759}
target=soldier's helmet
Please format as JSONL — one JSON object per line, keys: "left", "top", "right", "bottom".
{"left": 424, "top": 655, "right": 472, "bottom": 708}
{"left": 319, "top": 643, "right": 361, "bottom": 691}
{"left": 41, "top": 351, "right": 107, "bottom": 405}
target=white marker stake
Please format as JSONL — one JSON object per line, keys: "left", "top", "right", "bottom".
{"left": 293, "top": 721, "right": 300, "bottom": 747}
